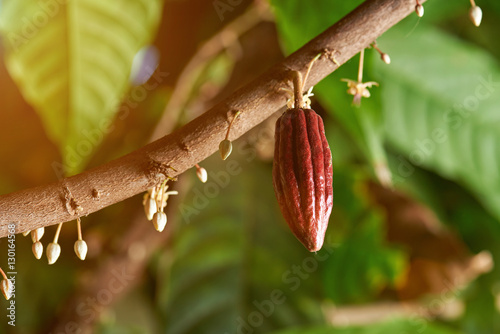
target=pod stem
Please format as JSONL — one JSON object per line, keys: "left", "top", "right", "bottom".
{"left": 292, "top": 53, "right": 322, "bottom": 109}
{"left": 293, "top": 71, "right": 304, "bottom": 109}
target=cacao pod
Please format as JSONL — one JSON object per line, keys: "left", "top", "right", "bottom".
{"left": 272, "top": 108, "right": 333, "bottom": 252}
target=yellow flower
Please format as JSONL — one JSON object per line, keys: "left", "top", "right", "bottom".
{"left": 341, "top": 78, "right": 379, "bottom": 106}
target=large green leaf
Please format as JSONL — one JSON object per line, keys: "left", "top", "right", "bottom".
{"left": 323, "top": 169, "right": 407, "bottom": 304}
{"left": 323, "top": 215, "right": 406, "bottom": 304}
{"left": 158, "top": 155, "right": 325, "bottom": 333}
{"left": 375, "top": 21, "right": 500, "bottom": 222}
{"left": 0, "top": 0, "right": 163, "bottom": 174}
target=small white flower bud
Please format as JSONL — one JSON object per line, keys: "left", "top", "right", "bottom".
{"left": 74, "top": 240, "right": 88, "bottom": 260}
{"left": 219, "top": 139, "right": 233, "bottom": 160}
{"left": 32, "top": 241, "right": 43, "bottom": 259}
{"left": 415, "top": 4, "right": 424, "bottom": 17}
{"left": 144, "top": 198, "right": 157, "bottom": 221}
{"left": 152, "top": 212, "right": 167, "bottom": 232}
{"left": 381, "top": 53, "right": 391, "bottom": 64}
{"left": 1, "top": 279, "right": 13, "bottom": 300}
{"left": 47, "top": 242, "right": 61, "bottom": 265}
{"left": 31, "top": 227, "right": 45, "bottom": 243}
{"left": 196, "top": 166, "right": 208, "bottom": 183}
{"left": 469, "top": 6, "right": 482, "bottom": 27}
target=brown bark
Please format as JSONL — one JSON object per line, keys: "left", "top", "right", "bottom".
{"left": 0, "top": 0, "right": 426, "bottom": 237}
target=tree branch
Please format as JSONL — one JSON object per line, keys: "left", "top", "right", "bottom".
{"left": 0, "top": 0, "right": 425, "bottom": 237}
{"left": 47, "top": 9, "right": 263, "bottom": 331}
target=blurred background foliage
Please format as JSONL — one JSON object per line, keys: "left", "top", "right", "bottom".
{"left": 0, "top": 0, "right": 499, "bottom": 333}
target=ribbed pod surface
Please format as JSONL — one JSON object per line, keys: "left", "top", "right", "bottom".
{"left": 273, "top": 108, "right": 333, "bottom": 252}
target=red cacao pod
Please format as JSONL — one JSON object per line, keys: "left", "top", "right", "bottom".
{"left": 272, "top": 108, "right": 333, "bottom": 252}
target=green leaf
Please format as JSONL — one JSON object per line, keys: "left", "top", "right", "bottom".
{"left": 323, "top": 215, "right": 406, "bottom": 304}
{"left": 322, "top": 170, "right": 407, "bottom": 304}
{"left": 0, "top": 0, "right": 163, "bottom": 174}
{"left": 374, "top": 21, "right": 500, "bottom": 223}
{"left": 158, "top": 155, "right": 325, "bottom": 333}
{"left": 268, "top": 318, "right": 462, "bottom": 334}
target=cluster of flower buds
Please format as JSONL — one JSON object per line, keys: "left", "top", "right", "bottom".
{"left": 283, "top": 86, "right": 314, "bottom": 109}
{"left": 24, "top": 219, "right": 88, "bottom": 264}
{"left": 30, "top": 227, "right": 45, "bottom": 259}
{"left": 0, "top": 267, "right": 13, "bottom": 300}
{"left": 143, "top": 180, "right": 178, "bottom": 232}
